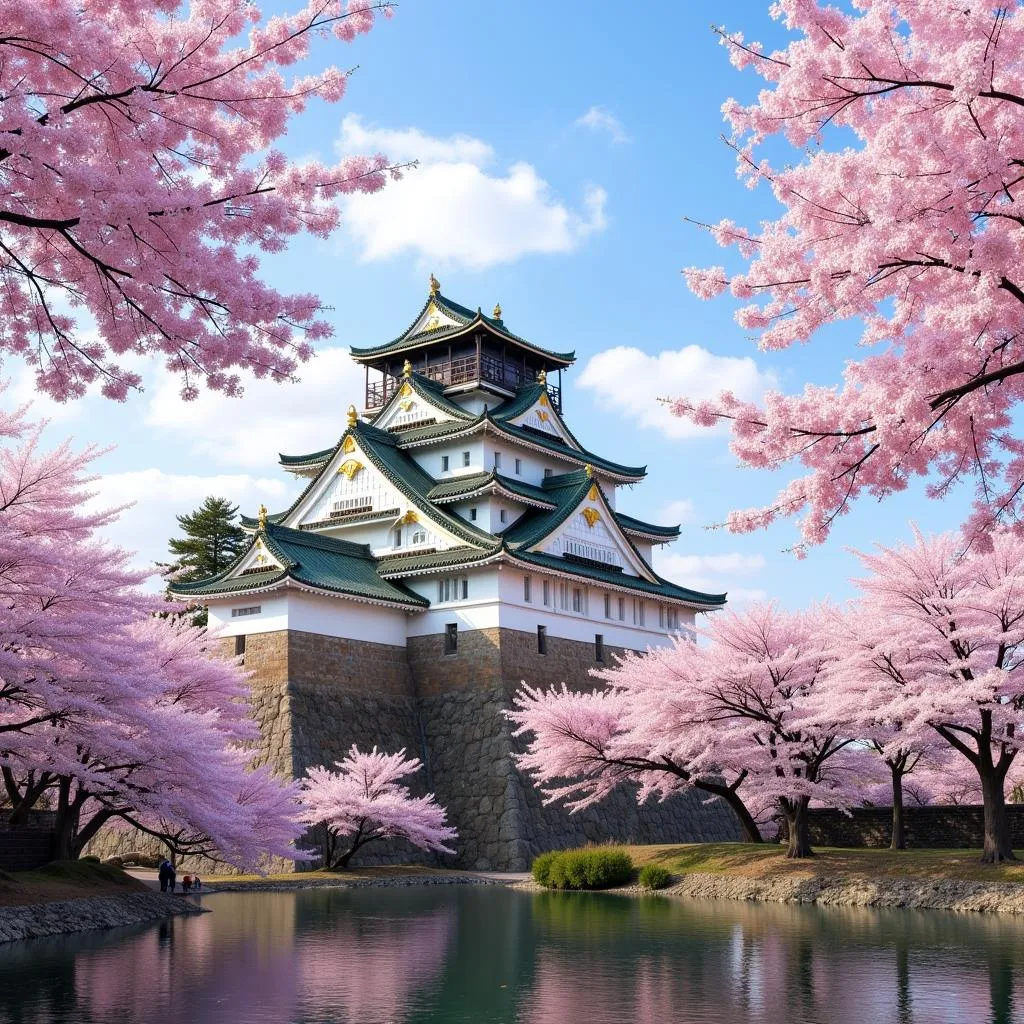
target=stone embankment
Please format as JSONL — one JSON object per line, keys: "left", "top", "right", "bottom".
{"left": 561, "top": 873, "right": 1024, "bottom": 915}
{"left": 204, "top": 873, "right": 513, "bottom": 894}
{"left": 0, "top": 893, "right": 204, "bottom": 944}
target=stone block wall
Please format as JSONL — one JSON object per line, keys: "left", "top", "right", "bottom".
{"left": 807, "top": 805, "right": 1024, "bottom": 849}
{"left": 87, "top": 623, "right": 743, "bottom": 872}
{"left": 0, "top": 811, "right": 55, "bottom": 871}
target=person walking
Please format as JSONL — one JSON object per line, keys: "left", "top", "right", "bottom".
{"left": 158, "top": 859, "right": 172, "bottom": 893}
{"left": 168, "top": 862, "right": 177, "bottom": 893}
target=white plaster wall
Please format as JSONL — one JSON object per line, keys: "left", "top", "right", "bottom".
{"left": 208, "top": 591, "right": 409, "bottom": 645}
{"left": 412, "top": 439, "right": 485, "bottom": 480}
{"left": 405, "top": 567, "right": 502, "bottom": 637}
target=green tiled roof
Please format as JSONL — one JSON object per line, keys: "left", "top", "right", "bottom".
{"left": 499, "top": 471, "right": 593, "bottom": 550}
{"left": 349, "top": 291, "right": 575, "bottom": 366}
{"left": 394, "top": 415, "right": 646, "bottom": 481}
{"left": 510, "top": 548, "right": 726, "bottom": 607}
{"left": 169, "top": 523, "right": 429, "bottom": 607}
{"left": 614, "top": 513, "right": 682, "bottom": 541}
{"left": 240, "top": 510, "right": 287, "bottom": 530}
{"left": 489, "top": 383, "right": 588, "bottom": 453}
{"left": 279, "top": 445, "right": 336, "bottom": 470}
{"left": 369, "top": 372, "right": 478, "bottom": 426}
{"left": 376, "top": 545, "right": 500, "bottom": 576}
{"left": 427, "top": 470, "right": 557, "bottom": 508}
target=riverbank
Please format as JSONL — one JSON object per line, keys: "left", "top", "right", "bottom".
{"left": 526, "top": 844, "right": 1024, "bottom": 915}
{"left": 196, "top": 865, "right": 524, "bottom": 893}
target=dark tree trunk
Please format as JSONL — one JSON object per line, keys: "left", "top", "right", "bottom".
{"left": 696, "top": 781, "right": 764, "bottom": 843}
{"left": 780, "top": 797, "right": 813, "bottom": 859}
{"left": 890, "top": 766, "right": 906, "bottom": 851}
{"left": 980, "top": 767, "right": 1016, "bottom": 864}
{"left": 51, "top": 780, "right": 80, "bottom": 862}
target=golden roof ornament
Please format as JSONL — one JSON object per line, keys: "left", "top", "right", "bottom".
{"left": 493, "top": 302, "right": 502, "bottom": 319}
{"left": 403, "top": 358, "right": 413, "bottom": 379}
{"left": 429, "top": 273, "right": 440, "bottom": 296}
{"left": 584, "top": 463, "right": 594, "bottom": 478}
{"left": 257, "top": 504, "right": 268, "bottom": 530}
{"left": 347, "top": 404, "right": 358, "bottom": 428}
{"left": 537, "top": 368, "right": 547, "bottom": 385}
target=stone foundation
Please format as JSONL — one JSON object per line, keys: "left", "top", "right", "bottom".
{"left": 87, "top": 625, "right": 742, "bottom": 870}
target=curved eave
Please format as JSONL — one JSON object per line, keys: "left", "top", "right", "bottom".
{"left": 433, "top": 481, "right": 557, "bottom": 510}
{"left": 376, "top": 546, "right": 503, "bottom": 579}
{"left": 350, "top": 314, "right": 575, "bottom": 368}
{"left": 182, "top": 573, "right": 427, "bottom": 611}
{"left": 619, "top": 525, "right": 682, "bottom": 544}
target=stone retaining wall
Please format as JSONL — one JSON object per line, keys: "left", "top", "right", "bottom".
{"left": 0, "top": 893, "right": 204, "bottom": 944}
{"left": 0, "top": 811, "right": 56, "bottom": 872}
{"left": 807, "top": 805, "right": 1024, "bottom": 849}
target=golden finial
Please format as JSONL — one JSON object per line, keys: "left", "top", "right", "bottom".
{"left": 257, "top": 504, "right": 268, "bottom": 530}
{"left": 493, "top": 302, "right": 502, "bottom": 320}
{"left": 429, "top": 273, "right": 440, "bottom": 296}
{"left": 347, "top": 404, "right": 358, "bottom": 428}
{"left": 403, "top": 358, "right": 413, "bottom": 379}
{"left": 537, "top": 368, "right": 547, "bottom": 385}
{"left": 584, "top": 463, "right": 593, "bottom": 478}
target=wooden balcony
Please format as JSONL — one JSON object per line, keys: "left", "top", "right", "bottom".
{"left": 365, "top": 353, "right": 562, "bottom": 413}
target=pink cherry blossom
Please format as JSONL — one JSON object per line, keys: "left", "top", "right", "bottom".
{"left": 299, "top": 746, "right": 457, "bottom": 868}
{"left": 676, "top": 3, "right": 1024, "bottom": 550}
{"left": 0, "top": 0, "right": 404, "bottom": 403}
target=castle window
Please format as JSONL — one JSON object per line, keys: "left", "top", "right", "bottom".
{"left": 633, "top": 600, "right": 645, "bottom": 627}
{"left": 231, "top": 605, "right": 261, "bottom": 618}
{"left": 515, "top": 458, "right": 522, "bottom": 475}
{"left": 667, "top": 608, "right": 681, "bottom": 630}
{"left": 572, "top": 587, "right": 584, "bottom": 613}
{"left": 524, "top": 576, "right": 532, "bottom": 603}
{"left": 470, "top": 507, "right": 478, "bottom": 521}
{"left": 411, "top": 528, "right": 427, "bottom": 546}
{"left": 537, "top": 625, "right": 547, "bottom": 655}
{"left": 543, "top": 580, "right": 551, "bottom": 606}
{"left": 441, "top": 455, "right": 450, "bottom": 472}
{"left": 393, "top": 528, "right": 402, "bottom": 548}
{"left": 500, "top": 508, "right": 508, "bottom": 524}
{"left": 604, "top": 594, "right": 612, "bottom": 619}
{"left": 595, "top": 634, "right": 604, "bottom": 663}
{"left": 493, "top": 451, "right": 502, "bottom": 470}
{"left": 544, "top": 468, "right": 553, "bottom": 478}
{"left": 618, "top": 596, "right": 625, "bottom": 621}
{"left": 438, "top": 576, "right": 469, "bottom": 602}
{"left": 234, "top": 635, "right": 247, "bottom": 659}
{"left": 462, "top": 451, "right": 471, "bottom": 467}
{"left": 659, "top": 604, "right": 665, "bottom": 629}
{"left": 559, "top": 582, "right": 569, "bottom": 610}
{"left": 445, "top": 623, "right": 458, "bottom": 655}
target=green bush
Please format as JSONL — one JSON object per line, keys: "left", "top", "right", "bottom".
{"left": 532, "top": 851, "right": 559, "bottom": 887}
{"left": 638, "top": 864, "right": 672, "bottom": 890}
{"left": 80, "top": 855, "right": 101, "bottom": 864}
{"left": 532, "top": 848, "right": 633, "bottom": 890}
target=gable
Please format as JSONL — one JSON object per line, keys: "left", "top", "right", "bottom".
{"left": 507, "top": 392, "right": 580, "bottom": 448}
{"left": 282, "top": 436, "right": 470, "bottom": 553}
{"left": 406, "top": 299, "right": 463, "bottom": 338}
{"left": 232, "top": 536, "right": 285, "bottom": 576}
{"left": 372, "top": 380, "right": 460, "bottom": 432}
{"left": 539, "top": 484, "right": 657, "bottom": 581}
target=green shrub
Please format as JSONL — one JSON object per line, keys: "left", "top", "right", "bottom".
{"left": 533, "top": 848, "right": 633, "bottom": 890}
{"left": 532, "top": 851, "right": 559, "bottom": 887}
{"left": 638, "top": 864, "right": 672, "bottom": 890}
{"left": 80, "top": 855, "right": 101, "bottom": 864}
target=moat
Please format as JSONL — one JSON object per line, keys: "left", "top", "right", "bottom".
{"left": 1, "top": 886, "right": 1022, "bottom": 1023}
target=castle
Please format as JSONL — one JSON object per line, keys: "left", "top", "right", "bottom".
{"left": 169, "top": 277, "right": 741, "bottom": 869}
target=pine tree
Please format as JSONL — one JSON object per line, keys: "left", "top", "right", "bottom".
{"left": 167, "top": 497, "right": 247, "bottom": 625}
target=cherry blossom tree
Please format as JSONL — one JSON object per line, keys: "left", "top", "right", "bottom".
{"left": 0, "top": 0, "right": 404, "bottom": 403}
{"left": 298, "top": 746, "right": 457, "bottom": 869}
{"left": 0, "top": 402, "right": 302, "bottom": 866}
{"left": 843, "top": 529, "right": 1024, "bottom": 863}
{"left": 512, "top": 604, "right": 854, "bottom": 858}
{"left": 677, "top": 2, "right": 1024, "bottom": 551}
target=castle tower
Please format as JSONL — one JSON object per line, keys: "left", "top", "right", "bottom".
{"left": 170, "top": 278, "right": 740, "bottom": 869}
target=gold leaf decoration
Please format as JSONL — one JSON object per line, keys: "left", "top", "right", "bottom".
{"left": 537, "top": 410, "right": 549, "bottom": 422}
{"left": 402, "top": 510, "right": 419, "bottom": 524}
{"left": 587, "top": 484, "right": 599, "bottom": 501}
{"left": 398, "top": 382, "right": 412, "bottom": 398}
{"left": 342, "top": 436, "right": 356, "bottom": 454}
{"left": 338, "top": 459, "right": 363, "bottom": 480}
{"left": 538, "top": 392, "right": 549, "bottom": 407}
{"left": 399, "top": 399, "right": 415, "bottom": 412}
{"left": 582, "top": 508, "right": 601, "bottom": 528}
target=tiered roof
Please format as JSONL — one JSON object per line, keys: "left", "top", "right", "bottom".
{"left": 176, "top": 287, "right": 724, "bottom": 613}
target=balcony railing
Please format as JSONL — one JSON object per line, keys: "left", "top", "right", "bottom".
{"left": 365, "top": 354, "right": 561, "bottom": 412}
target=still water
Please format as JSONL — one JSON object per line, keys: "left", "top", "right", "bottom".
{"left": 1, "top": 886, "right": 1022, "bottom": 1024}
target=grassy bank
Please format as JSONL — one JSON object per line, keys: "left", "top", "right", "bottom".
{"left": 0, "top": 861, "right": 150, "bottom": 907}
{"left": 200, "top": 864, "right": 468, "bottom": 889}
{"left": 625, "top": 843, "right": 1024, "bottom": 885}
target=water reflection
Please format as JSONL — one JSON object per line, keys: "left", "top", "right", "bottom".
{"left": 0, "top": 887, "right": 1021, "bottom": 1023}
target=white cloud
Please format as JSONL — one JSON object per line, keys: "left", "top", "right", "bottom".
{"left": 658, "top": 498, "right": 696, "bottom": 525}
{"left": 337, "top": 115, "right": 607, "bottom": 270}
{"left": 88, "top": 469, "right": 291, "bottom": 587}
{"left": 575, "top": 106, "right": 630, "bottom": 144}
{"left": 655, "top": 548, "right": 767, "bottom": 606}
{"left": 145, "top": 347, "right": 364, "bottom": 469}
{"left": 577, "top": 345, "right": 777, "bottom": 439}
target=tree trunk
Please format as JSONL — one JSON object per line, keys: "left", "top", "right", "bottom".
{"left": 890, "top": 766, "right": 906, "bottom": 851}
{"left": 51, "top": 780, "right": 79, "bottom": 862}
{"left": 980, "top": 767, "right": 1016, "bottom": 864}
{"left": 696, "top": 781, "right": 764, "bottom": 843}
{"left": 781, "top": 797, "right": 813, "bottom": 859}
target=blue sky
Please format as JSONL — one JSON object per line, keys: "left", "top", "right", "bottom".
{"left": 38, "top": 1, "right": 973, "bottom": 606}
